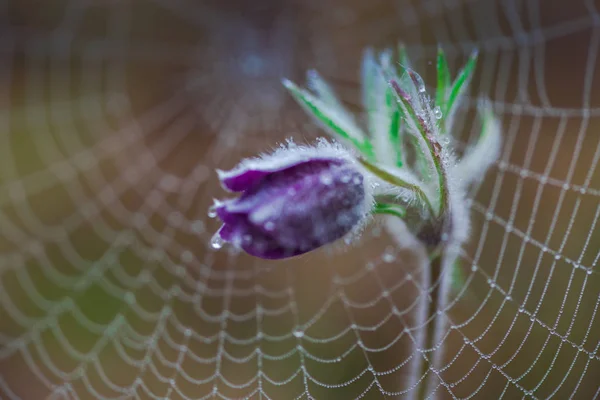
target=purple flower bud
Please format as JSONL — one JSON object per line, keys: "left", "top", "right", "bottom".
{"left": 213, "top": 141, "right": 372, "bottom": 259}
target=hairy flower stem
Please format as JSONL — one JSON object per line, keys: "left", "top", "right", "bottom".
{"left": 414, "top": 254, "right": 451, "bottom": 400}
{"left": 406, "top": 247, "right": 430, "bottom": 400}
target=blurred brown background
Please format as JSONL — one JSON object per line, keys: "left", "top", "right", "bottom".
{"left": 0, "top": 0, "right": 599, "bottom": 399}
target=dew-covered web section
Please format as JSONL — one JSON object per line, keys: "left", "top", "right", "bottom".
{"left": 0, "top": 0, "right": 600, "bottom": 399}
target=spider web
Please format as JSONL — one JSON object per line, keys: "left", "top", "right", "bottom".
{"left": 1, "top": 0, "right": 599, "bottom": 399}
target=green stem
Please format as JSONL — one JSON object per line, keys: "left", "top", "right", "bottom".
{"left": 435, "top": 46, "right": 451, "bottom": 124}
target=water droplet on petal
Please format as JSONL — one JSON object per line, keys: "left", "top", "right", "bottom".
{"left": 210, "top": 232, "right": 224, "bottom": 249}
{"left": 208, "top": 207, "right": 217, "bottom": 218}
{"left": 320, "top": 174, "right": 333, "bottom": 185}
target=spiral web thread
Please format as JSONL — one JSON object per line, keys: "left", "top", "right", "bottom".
{"left": 1, "top": 0, "right": 600, "bottom": 399}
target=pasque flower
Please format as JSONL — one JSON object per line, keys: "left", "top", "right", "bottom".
{"left": 211, "top": 43, "right": 502, "bottom": 399}
{"left": 211, "top": 43, "right": 501, "bottom": 269}
{"left": 212, "top": 140, "right": 374, "bottom": 259}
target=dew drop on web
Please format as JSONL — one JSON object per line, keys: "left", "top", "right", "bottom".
{"left": 434, "top": 106, "right": 443, "bottom": 119}
{"left": 293, "top": 329, "right": 304, "bottom": 338}
{"left": 382, "top": 247, "right": 396, "bottom": 263}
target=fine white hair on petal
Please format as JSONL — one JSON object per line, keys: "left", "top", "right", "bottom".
{"left": 219, "top": 138, "right": 358, "bottom": 181}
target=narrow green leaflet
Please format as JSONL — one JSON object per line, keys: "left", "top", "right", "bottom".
{"left": 306, "top": 69, "right": 341, "bottom": 106}
{"left": 362, "top": 48, "right": 401, "bottom": 166}
{"left": 388, "top": 98, "right": 402, "bottom": 167}
{"left": 283, "top": 79, "right": 375, "bottom": 159}
{"left": 394, "top": 72, "right": 449, "bottom": 217}
{"left": 435, "top": 46, "right": 451, "bottom": 126}
{"left": 408, "top": 70, "right": 437, "bottom": 133}
{"left": 444, "top": 49, "right": 479, "bottom": 129}
{"left": 379, "top": 49, "right": 404, "bottom": 167}
{"left": 388, "top": 77, "right": 443, "bottom": 201}
{"left": 373, "top": 202, "right": 407, "bottom": 219}
{"left": 307, "top": 70, "right": 362, "bottom": 133}
{"left": 386, "top": 70, "right": 434, "bottom": 181}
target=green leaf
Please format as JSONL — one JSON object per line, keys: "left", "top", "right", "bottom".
{"left": 389, "top": 105, "right": 403, "bottom": 167}
{"left": 387, "top": 76, "right": 422, "bottom": 137}
{"left": 389, "top": 73, "right": 449, "bottom": 217}
{"left": 362, "top": 48, "right": 403, "bottom": 166}
{"left": 445, "top": 49, "right": 478, "bottom": 128}
{"left": 283, "top": 78, "right": 375, "bottom": 159}
{"left": 307, "top": 70, "right": 352, "bottom": 120}
{"left": 387, "top": 74, "right": 432, "bottom": 181}
{"left": 380, "top": 50, "right": 405, "bottom": 167}
{"left": 373, "top": 202, "right": 407, "bottom": 219}
{"left": 408, "top": 134, "right": 431, "bottom": 181}
{"left": 388, "top": 77, "right": 437, "bottom": 168}
{"left": 435, "top": 46, "right": 451, "bottom": 126}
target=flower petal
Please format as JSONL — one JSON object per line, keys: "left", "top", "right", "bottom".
{"left": 218, "top": 157, "right": 343, "bottom": 193}
{"left": 214, "top": 149, "right": 371, "bottom": 260}
{"left": 217, "top": 220, "right": 298, "bottom": 260}
{"left": 217, "top": 169, "right": 272, "bottom": 193}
